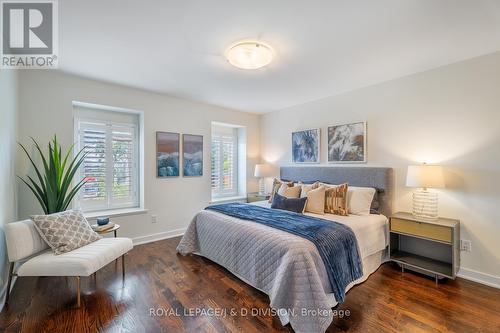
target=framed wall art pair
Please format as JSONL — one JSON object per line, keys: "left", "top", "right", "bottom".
{"left": 292, "top": 122, "right": 366, "bottom": 163}
{"left": 156, "top": 132, "right": 203, "bottom": 177}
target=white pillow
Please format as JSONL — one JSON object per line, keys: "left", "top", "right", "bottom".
{"left": 347, "top": 186, "right": 376, "bottom": 215}
{"left": 304, "top": 185, "right": 326, "bottom": 215}
{"left": 300, "top": 182, "right": 320, "bottom": 198}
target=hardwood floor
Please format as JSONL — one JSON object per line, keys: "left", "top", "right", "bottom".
{"left": 1, "top": 237, "right": 499, "bottom": 333}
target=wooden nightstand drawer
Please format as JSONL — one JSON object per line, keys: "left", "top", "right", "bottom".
{"left": 391, "top": 218, "right": 452, "bottom": 243}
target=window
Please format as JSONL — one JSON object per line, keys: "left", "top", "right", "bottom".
{"left": 211, "top": 126, "right": 238, "bottom": 197}
{"left": 74, "top": 103, "right": 141, "bottom": 212}
{"left": 210, "top": 123, "right": 246, "bottom": 198}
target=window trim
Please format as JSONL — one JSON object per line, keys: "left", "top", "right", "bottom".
{"left": 84, "top": 207, "right": 148, "bottom": 220}
{"left": 76, "top": 118, "right": 139, "bottom": 211}
{"left": 72, "top": 101, "right": 144, "bottom": 213}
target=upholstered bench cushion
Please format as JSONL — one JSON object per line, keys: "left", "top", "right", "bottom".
{"left": 17, "top": 238, "right": 133, "bottom": 277}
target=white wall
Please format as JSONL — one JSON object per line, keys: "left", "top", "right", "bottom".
{"left": 0, "top": 71, "right": 18, "bottom": 307}
{"left": 17, "top": 70, "right": 260, "bottom": 242}
{"left": 261, "top": 52, "right": 500, "bottom": 281}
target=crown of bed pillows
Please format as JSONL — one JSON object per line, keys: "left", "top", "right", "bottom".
{"left": 268, "top": 178, "right": 377, "bottom": 216}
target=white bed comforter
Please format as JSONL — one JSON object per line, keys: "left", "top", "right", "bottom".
{"left": 177, "top": 202, "right": 388, "bottom": 333}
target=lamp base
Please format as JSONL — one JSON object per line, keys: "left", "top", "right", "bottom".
{"left": 412, "top": 189, "right": 438, "bottom": 220}
{"left": 258, "top": 178, "right": 266, "bottom": 196}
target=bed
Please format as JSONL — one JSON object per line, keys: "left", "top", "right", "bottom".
{"left": 177, "top": 166, "right": 394, "bottom": 333}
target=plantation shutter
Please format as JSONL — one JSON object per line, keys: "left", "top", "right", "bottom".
{"left": 221, "top": 137, "right": 236, "bottom": 191}
{"left": 111, "top": 125, "right": 137, "bottom": 206}
{"left": 80, "top": 123, "right": 108, "bottom": 209}
{"left": 75, "top": 107, "right": 139, "bottom": 212}
{"left": 211, "top": 137, "right": 221, "bottom": 190}
{"left": 211, "top": 126, "right": 238, "bottom": 197}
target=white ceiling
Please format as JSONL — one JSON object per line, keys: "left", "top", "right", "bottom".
{"left": 59, "top": 0, "right": 500, "bottom": 113}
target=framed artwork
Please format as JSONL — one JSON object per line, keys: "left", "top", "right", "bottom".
{"left": 292, "top": 128, "right": 320, "bottom": 163}
{"left": 156, "top": 132, "right": 180, "bottom": 177}
{"left": 182, "top": 134, "right": 203, "bottom": 177}
{"left": 327, "top": 122, "right": 366, "bottom": 163}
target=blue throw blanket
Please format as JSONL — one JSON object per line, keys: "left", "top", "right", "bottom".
{"left": 206, "top": 203, "right": 363, "bottom": 302}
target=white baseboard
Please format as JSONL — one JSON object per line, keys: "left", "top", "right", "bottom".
{"left": 132, "top": 228, "right": 186, "bottom": 246}
{"left": 458, "top": 267, "right": 500, "bottom": 289}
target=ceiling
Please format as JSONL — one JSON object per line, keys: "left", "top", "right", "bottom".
{"left": 59, "top": 0, "right": 500, "bottom": 113}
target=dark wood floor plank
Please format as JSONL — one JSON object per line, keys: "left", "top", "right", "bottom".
{"left": 1, "top": 236, "right": 499, "bottom": 333}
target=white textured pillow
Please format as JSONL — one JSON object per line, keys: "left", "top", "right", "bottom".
{"left": 278, "top": 183, "right": 301, "bottom": 198}
{"left": 300, "top": 182, "right": 320, "bottom": 198}
{"left": 348, "top": 186, "right": 376, "bottom": 215}
{"left": 304, "top": 185, "right": 326, "bottom": 215}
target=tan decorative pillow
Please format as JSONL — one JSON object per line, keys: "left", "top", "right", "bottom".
{"left": 269, "top": 178, "right": 293, "bottom": 202}
{"left": 278, "top": 183, "right": 301, "bottom": 198}
{"left": 324, "top": 183, "right": 349, "bottom": 216}
{"left": 31, "top": 210, "right": 101, "bottom": 255}
{"left": 300, "top": 181, "right": 320, "bottom": 198}
{"left": 304, "top": 185, "right": 326, "bottom": 214}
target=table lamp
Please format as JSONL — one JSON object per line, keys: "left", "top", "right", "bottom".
{"left": 406, "top": 164, "right": 445, "bottom": 220}
{"left": 254, "top": 164, "right": 272, "bottom": 195}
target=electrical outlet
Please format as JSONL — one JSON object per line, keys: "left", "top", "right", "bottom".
{"left": 460, "top": 240, "right": 472, "bottom": 252}
{"left": 151, "top": 215, "right": 158, "bottom": 223}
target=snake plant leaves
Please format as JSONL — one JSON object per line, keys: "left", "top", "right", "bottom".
{"left": 18, "top": 135, "right": 88, "bottom": 214}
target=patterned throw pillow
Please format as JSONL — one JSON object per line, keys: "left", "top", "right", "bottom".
{"left": 31, "top": 210, "right": 101, "bottom": 255}
{"left": 324, "top": 183, "right": 349, "bottom": 216}
{"left": 268, "top": 178, "right": 294, "bottom": 203}
{"left": 277, "top": 183, "right": 302, "bottom": 198}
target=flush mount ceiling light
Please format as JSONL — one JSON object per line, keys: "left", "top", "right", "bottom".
{"left": 225, "top": 41, "right": 274, "bottom": 70}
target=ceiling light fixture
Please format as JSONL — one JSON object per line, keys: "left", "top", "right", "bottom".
{"left": 225, "top": 41, "right": 274, "bottom": 70}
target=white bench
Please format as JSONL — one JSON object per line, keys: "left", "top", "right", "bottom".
{"left": 4, "top": 219, "right": 133, "bottom": 307}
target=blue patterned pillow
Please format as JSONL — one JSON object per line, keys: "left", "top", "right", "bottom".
{"left": 271, "top": 193, "right": 307, "bottom": 213}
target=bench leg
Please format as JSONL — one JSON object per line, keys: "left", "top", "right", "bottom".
{"left": 4, "top": 262, "right": 14, "bottom": 306}
{"left": 122, "top": 254, "right": 125, "bottom": 281}
{"left": 76, "top": 276, "right": 81, "bottom": 307}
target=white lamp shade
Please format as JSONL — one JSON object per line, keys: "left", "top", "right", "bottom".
{"left": 406, "top": 165, "right": 445, "bottom": 189}
{"left": 254, "top": 164, "right": 273, "bottom": 178}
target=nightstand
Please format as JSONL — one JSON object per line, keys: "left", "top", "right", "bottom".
{"left": 247, "top": 192, "right": 270, "bottom": 203}
{"left": 389, "top": 212, "right": 460, "bottom": 283}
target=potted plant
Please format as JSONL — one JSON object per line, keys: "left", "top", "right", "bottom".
{"left": 18, "top": 135, "right": 88, "bottom": 214}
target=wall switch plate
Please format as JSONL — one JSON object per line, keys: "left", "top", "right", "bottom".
{"left": 151, "top": 215, "right": 158, "bottom": 223}
{"left": 460, "top": 240, "right": 472, "bottom": 252}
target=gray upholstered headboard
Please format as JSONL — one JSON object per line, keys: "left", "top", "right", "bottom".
{"left": 280, "top": 166, "right": 394, "bottom": 217}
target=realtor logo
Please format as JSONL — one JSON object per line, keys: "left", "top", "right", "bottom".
{"left": 1, "top": 0, "right": 58, "bottom": 68}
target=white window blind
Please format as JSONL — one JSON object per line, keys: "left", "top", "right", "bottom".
{"left": 75, "top": 107, "right": 140, "bottom": 212}
{"left": 211, "top": 126, "right": 238, "bottom": 198}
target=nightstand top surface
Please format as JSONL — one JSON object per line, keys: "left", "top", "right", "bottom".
{"left": 392, "top": 212, "right": 459, "bottom": 227}
{"left": 247, "top": 192, "right": 270, "bottom": 196}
